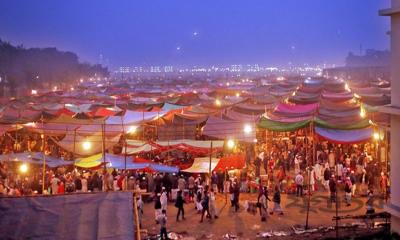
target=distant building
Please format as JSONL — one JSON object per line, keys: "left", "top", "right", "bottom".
{"left": 323, "top": 49, "right": 390, "bottom": 82}
{"left": 345, "top": 49, "right": 390, "bottom": 67}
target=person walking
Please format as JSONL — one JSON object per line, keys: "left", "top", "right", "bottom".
{"left": 209, "top": 188, "right": 218, "bottom": 219}
{"left": 350, "top": 170, "right": 357, "bottom": 196}
{"left": 271, "top": 185, "right": 283, "bottom": 215}
{"left": 233, "top": 181, "right": 240, "bottom": 212}
{"left": 329, "top": 175, "right": 337, "bottom": 203}
{"left": 160, "top": 187, "right": 168, "bottom": 212}
{"left": 366, "top": 189, "right": 375, "bottom": 214}
{"left": 175, "top": 190, "right": 185, "bottom": 221}
{"left": 344, "top": 176, "right": 352, "bottom": 206}
{"left": 154, "top": 194, "right": 162, "bottom": 223}
{"left": 259, "top": 186, "right": 270, "bottom": 222}
{"left": 295, "top": 172, "right": 304, "bottom": 197}
{"left": 178, "top": 175, "right": 186, "bottom": 192}
{"left": 323, "top": 165, "right": 331, "bottom": 191}
{"left": 200, "top": 186, "right": 210, "bottom": 223}
{"left": 157, "top": 209, "right": 169, "bottom": 240}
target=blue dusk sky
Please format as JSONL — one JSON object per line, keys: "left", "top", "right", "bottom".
{"left": 0, "top": 0, "right": 391, "bottom": 69}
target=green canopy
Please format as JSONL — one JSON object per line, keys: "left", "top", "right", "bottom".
{"left": 315, "top": 117, "right": 370, "bottom": 130}
{"left": 258, "top": 117, "right": 310, "bottom": 132}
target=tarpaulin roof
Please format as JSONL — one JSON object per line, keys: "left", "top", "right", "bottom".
{"left": 213, "top": 154, "right": 245, "bottom": 171}
{"left": 274, "top": 102, "right": 318, "bottom": 114}
{"left": 54, "top": 132, "right": 120, "bottom": 157}
{"left": 182, "top": 157, "right": 220, "bottom": 173}
{"left": 0, "top": 152, "right": 73, "bottom": 168}
{"left": 124, "top": 139, "right": 225, "bottom": 155}
{"left": 75, "top": 153, "right": 148, "bottom": 169}
{"left": 204, "top": 116, "right": 256, "bottom": 142}
{"left": 258, "top": 116, "right": 311, "bottom": 132}
{"left": 315, "top": 117, "right": 370, "bottom": 130}
{"left": 315, "top": 127, "right": 372, "bottom": 144}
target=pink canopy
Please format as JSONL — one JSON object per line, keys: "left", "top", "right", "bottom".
{"left": 275, "top": 102, "right": 318, "bottom": 114}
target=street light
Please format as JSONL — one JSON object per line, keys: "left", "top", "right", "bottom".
{"left": 373, "top": 132, "right": 380, "bottom": 141}
{"left": 127, "top": 125, "right": 137, "bottom": 134}
{"left": 19, "top": 163, "right": 28, "bottom": 174}
{"left": 215, "top": 99, "right": 221, "bottom": 106}
{"left": 360, "top": 107, "right": 366, "bottom": 118}
{"left": 243, "top": 124, "right": 252, "bottom": 134}
{"left": 227, "top": 139, "right": 235, "bottom": 149}
{"left": 82, "top": 141, "right": 92, "bottom": 151}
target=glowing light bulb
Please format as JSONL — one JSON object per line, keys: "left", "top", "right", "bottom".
{"left": 227, "top": 139, "right": 235, "bottom": 149}
{"left": 82, "top": 141, "right": 92, "bottom": 151}
{"left": 19, "top": 163, "right": 28, "bottom": 173}
{"left": 243, "top": 124, "right": 252, "bottom": 134}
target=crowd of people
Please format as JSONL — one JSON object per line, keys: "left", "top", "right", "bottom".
{"left": 0, "top": 132, "right": 391, "bottom": 239}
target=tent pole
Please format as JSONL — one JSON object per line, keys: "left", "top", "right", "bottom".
{"left": 41, "top": 115, "right": 46, "bottom": 194}
{"left": 209, "top": 141, "right": 213, "bottom": 179}
{"left": 133, "top": 192, "right": 141, "bottom": 240}
{"left": 121, "top": 115, "right": 127, "bottom": 172}
{"left": 73, "top": 128, "right": 77, "bottom": 160}
{"left": 102, "top": 121, "right": 106, "bottom": 170}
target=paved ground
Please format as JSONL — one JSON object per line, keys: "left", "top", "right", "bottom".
{"left": 140, "top": 191, "right": 386, "bottom": 239}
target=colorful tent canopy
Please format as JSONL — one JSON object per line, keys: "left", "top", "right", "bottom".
{"left": 0, "top": 152, "right": 73, "bottom": 168}
{"left": 132, "top": 157, "right": 179, "bottom": 173}
{"left": 182, "top": 157, "right": 220, "bottom": 173}
{"left": 315, "top": 127, "right": 372, "bottom": 144}
{"left": 213, "top": 154, "right": 245, "bottom": 171}
{"left": 203, "top": 116, "right": 256, "bottom": 142}
{"left": 124, "top": 139, "right": 225, "bottom": 155}
{"left": 54, "top": 132, "right": 121, "bottom": 157}
{"left": 258, "top": 117, "right": 310, "bottom": 132}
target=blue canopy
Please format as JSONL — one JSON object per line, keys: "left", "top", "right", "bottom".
{"left": 147, "top": 164, "right": 179, "bottom": 173}
{"left": 316, "top": 127, "right": 372, "bottom": 144}
{"left": 0, "top": 152, "right": 73, "bottom": 168}
{"left": 106, "top": 154, "right": 148, "bottom": 170}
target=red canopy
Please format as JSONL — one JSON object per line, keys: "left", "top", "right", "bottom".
{"left": 214, "top": 154, "right": 245, "bottom": 171}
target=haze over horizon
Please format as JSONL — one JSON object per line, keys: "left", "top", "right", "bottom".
{"left": 0, "top": 0, "right": 391, "bottom": 69}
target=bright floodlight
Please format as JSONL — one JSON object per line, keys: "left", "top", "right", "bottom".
{"left": 82, "top": 141, "right": 92, "bottom": 151}
{"left": 243, "top": 124, "right": 252, "bottom": 134}
{"left": 236, "top": 92, "right": 240, "bottom": 97}
{"left": 373, "top": 132, "right": 380, "bottom": 141}
{"left": 19, "top": 163, "right": 28, "bottom": 173}
{"left": 360, "top": 107, "right": 366, "bottom": 118}
{"left": 227, "top": 139, "right": 235, "bottom": 149}
{"left": 31, "top": 89, "right": 38, "bottom": 95}
{"left": 127, "top": 126, "right": 137, "bottom": 134}
{"left": 215, "top": 99, "right": 221, "bottom": 106}
{"left": 345, "top": 83, "right": 351, "bottom": 92}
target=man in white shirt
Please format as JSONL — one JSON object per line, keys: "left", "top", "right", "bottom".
{"left": 51, "top": 175, "right": 59, "bottom": 194}
{"left": 295, "top": 172, "right": 304, "bottom": 197}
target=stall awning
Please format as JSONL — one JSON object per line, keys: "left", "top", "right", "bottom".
{"left": 315, "top": 127, "right": 372, "bottom": 144}
{"left": 182, "top": 157, "right": 220, "bottom": 173}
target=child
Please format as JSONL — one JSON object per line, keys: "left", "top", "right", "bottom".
{"left": 157, "top": 209, "right": 168, "bottom": 240}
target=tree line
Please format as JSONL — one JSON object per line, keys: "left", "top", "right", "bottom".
{"left": 0, "top": 39, "right": 109, "bottom": 97}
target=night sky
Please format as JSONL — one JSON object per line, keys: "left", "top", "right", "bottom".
{"left": 0, "top": 0, "right": 391, "bottom": 69}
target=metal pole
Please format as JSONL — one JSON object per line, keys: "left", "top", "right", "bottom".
{"left": 336, "top": 153, "right": 339, "bottom": 239}
{"left": 133, "top": 192, "right": 141, "bottom": 240}
{"left": 209, "top": 141, "right": 213, "bottom": 176}
{"left": 41, "top": 115, "right": 46, "bottom": 194}
{"left": 121, "top": 115, "right": 127, "bottom": 172}
{"left": 102, "top": 122, "right": 106, "bottom": 170}
{"left": 305, "top": 121, "right": 313, "bottom": 229}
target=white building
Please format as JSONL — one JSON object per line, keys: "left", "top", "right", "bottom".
{"left": 379, "top": 0, "right": 400, "bottom": 233}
